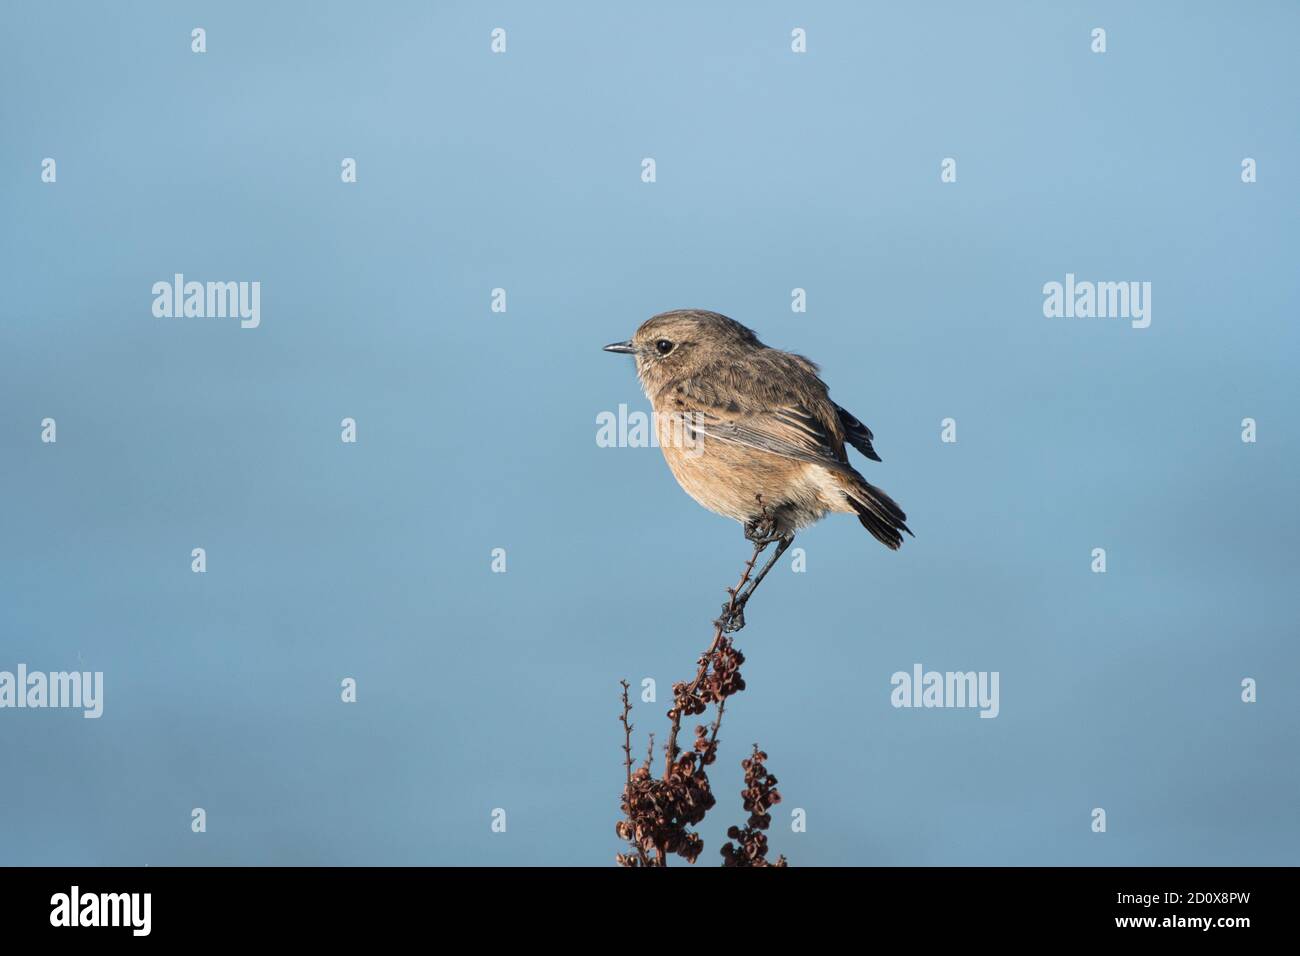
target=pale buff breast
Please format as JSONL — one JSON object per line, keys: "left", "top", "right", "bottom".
{"left": 659, "top": 432, "right": 854, "bottom": 532}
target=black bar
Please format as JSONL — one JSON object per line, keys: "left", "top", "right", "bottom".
{"left": 0, "top": 866, "right": 1283, "bottom": 940}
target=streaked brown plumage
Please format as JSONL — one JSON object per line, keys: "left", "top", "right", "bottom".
{"left": 604, "top": 309, "right": 911, "bottom": 549}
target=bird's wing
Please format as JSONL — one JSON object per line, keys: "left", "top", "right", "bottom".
{"left": 661, "top": 370, "right": 854, "bottom": 474}
{"left": 833, "top": 403, "right": 882, "bottom": 462}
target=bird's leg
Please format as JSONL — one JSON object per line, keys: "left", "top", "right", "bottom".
{"left": 741, "top": 533, "right": 794, "bottom": 601}
{"left": 734, "top": 533, "right": 793, "bottom": 607}
{"left": 717, "top": 499, "right": 784, "bottom": 632}
{"left": 718, "top": 535, "right": 770, "bottom": 632}
{"left": 720, "top": 533, "right": 794, "bottom": 634}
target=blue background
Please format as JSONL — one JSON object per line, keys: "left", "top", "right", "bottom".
{"left": 2, "top": 1, "right": 1297, "bottom": 866}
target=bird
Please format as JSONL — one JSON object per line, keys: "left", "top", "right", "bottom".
{"left": 604, "top": 310, "right": 910, "bottom": 616}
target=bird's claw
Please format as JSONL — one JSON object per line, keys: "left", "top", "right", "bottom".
{"left": 718, "top": 600, "right": 747, "bottom": 633}
{"left": 743, "top": 516, "right": 779, "bottom": 545}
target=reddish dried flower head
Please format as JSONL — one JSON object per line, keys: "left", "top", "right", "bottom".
{"left": 719, "top": 744, "right": 789, "bottom": 867}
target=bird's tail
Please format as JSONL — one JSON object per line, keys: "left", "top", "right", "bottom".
{"left": 842, "top": 474, "right": 912, "bottom": 551}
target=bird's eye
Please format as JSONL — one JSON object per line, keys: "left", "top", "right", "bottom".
{"left": 655, "top": 339, "right": 674, "bottom": 355}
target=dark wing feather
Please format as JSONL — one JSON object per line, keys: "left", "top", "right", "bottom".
{"left": 834, "top": 403, "right": 882, "bottom": 462}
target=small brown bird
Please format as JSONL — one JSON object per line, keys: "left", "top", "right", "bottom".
{"left": 604, "top": 310, "right": 911, "bottom": 566}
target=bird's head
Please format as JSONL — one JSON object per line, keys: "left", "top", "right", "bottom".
{"left": 603, "top": 309, "right": 764, "bottom": 393}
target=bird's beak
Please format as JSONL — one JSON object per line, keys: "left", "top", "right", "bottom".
{"left": 603, "top": 340, "right": 635, "bottom": 354}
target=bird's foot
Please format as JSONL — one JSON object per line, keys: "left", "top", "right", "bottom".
{"left": 717, "top": 599, "right": 747, "bottom": 634}
{"left": 743, "top": 517, "right": 781, "bottom": 546}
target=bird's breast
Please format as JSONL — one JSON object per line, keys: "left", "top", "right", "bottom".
{"left": 656, "top": 427, "right": 834, "bottom": 530}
